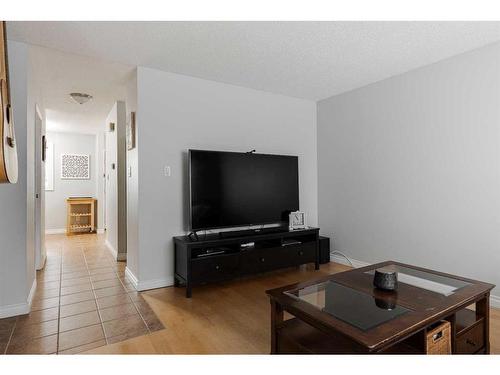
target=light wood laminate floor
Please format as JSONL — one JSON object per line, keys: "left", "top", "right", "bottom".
{"left": 80, "top": 238, "right": 500, "bottom": 354}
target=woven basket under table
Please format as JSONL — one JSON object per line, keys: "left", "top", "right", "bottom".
{"left": 426, "top": 321, "right": 452, "bottom": 354}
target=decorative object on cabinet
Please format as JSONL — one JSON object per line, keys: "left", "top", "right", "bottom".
{"left": 289, "top": 211, "right": 307, "bottom": 230}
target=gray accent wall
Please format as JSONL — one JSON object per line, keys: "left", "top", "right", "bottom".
{"left": 318, "top": 42, "right": 500, "bottom": 298}
{"left": 0, "top": 41, "right": 31, "bottom": 317}
{"left": 130, "top": 67, "right": 317, "bottom": 289}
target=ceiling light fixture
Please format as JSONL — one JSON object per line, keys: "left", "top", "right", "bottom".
{"left": 69, "top": 92, "right": 93, "bottom": 105}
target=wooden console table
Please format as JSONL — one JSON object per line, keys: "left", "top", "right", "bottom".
{"left": 267, "top": 261, "right": 494, "bottom": 354}
{"left": 66, "top": 197, "right": 96, "bottom": 235}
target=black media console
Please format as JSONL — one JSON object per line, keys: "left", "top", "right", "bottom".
{"left": 174, "top": 227, "right": 320, "bottom": 297}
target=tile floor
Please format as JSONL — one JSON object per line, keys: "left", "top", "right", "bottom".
{"left": 0, "top": 234, "right": 164, "bottom": 354}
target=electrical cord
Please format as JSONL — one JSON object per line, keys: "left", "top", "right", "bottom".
{"left": 330, "top": 250, "right": 354, "bottom": 267}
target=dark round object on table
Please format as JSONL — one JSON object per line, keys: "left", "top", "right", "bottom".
{"left": 373, "top": 269, "right": 398, "bottom": 291}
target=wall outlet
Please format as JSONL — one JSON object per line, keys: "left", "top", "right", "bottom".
{"left": 164, "top": 166, "right": 171, "bottom": 177}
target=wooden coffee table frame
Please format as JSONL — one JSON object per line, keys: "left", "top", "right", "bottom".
{"left": 267, "top": 261, "right": 494, "bottom": 354}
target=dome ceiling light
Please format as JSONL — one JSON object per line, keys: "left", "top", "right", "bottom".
{"left": 69, "top": 92, "right": 93, "bottom": 105}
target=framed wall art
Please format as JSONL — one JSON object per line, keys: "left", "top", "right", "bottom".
{"left": 61, "top": 153, "right": 90, "bottom": 180}
{"left": 127, "top": 111, "right": 136, "bottom": 150}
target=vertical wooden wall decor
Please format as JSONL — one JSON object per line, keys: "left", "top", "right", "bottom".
{"left": 127, "top": 111, "right": 136, "bottom": 150}
{"left": 0, "top": 21, "right": 18, "bottom": 184}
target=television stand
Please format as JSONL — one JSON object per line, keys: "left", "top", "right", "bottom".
{"left": 174, "top": 227, "right": 320, "bottom": 297}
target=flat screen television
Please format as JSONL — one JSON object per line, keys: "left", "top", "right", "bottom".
{"left": 189, "top": 149, "right": 299, "bottom": 231}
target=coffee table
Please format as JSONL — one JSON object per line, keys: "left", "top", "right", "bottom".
{"left": 266, "top": 261, "right": 495, "bottom": 354}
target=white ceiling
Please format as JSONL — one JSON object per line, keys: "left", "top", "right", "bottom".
{"left": 28, "top": 46, "right": 133, "bottom": 134}
{"left": 9, "top": 21, "right": 500, "bottom": 103}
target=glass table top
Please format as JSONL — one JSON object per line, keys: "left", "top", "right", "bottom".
{"left": 284, "top": 281, "right": 410, "bottom": 331}
{"left": 365, "top": 264, "right": 471, "bottom": 296}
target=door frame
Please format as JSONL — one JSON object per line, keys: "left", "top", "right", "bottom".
{"left": 34, "top": 104, "right": 45, "bottom": 270}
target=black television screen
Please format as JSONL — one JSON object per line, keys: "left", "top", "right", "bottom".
{"left": 189, "top": 149, "right": 299, "bottom": 231}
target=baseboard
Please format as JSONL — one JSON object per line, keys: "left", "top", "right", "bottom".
{"left": 27, "top": 278, "right": 37, "bottom": 308}
{"left": 136, "top": 276, "right": 174, "bottom": 291}
{"left": 329, "top": 253, "right": 500, "bottom": 309}
{"left": 105, "top": 239, "right": 127, "bottom": 261}
{"left": 0, "top": 278, "right": 37, "bottom": 319}
{"left": 45, "top": 228, "right": 65, "bottom": 235}
{"left": 490, "top": 294, "right": 500, "bottom": 309}
{"left": 124, "top": 266, "right": 173, "bottom": 292}
{"left": 125, "top": 267, "right": 138, "bottom": 290}
{"left": 105, "top": 239, "right": 118, "bottom": 259}
{"left": 36, "top": 252, "right": 47, "bottom": 271}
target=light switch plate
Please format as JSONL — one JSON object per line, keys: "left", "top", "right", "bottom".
{"left": 164, "top": 166, "right": 171, "bottom": 177}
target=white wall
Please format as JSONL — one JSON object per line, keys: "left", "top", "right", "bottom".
{"left": 125, "top": 71, "right": 139, "bottom": 277}
{"left": 318, "top": 42, "right": 500, "bottom": 301}
{"left": 0, "top": 41, "right": 33, "bottom": 318}
{"left": 104, "top": 101, "right": 127, "bottom": 260}
{"left": 128, "top": 67, "right": 317, "bottom": 290}
{"left": 45, "top": 131, "right": 98, "bottom": 231}
{"left": 96, "top": 131, "right": 105, "bottom": 232}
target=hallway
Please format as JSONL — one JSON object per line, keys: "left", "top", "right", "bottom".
{"left": 0, "top": 234, "right": 163, "bottom": 354}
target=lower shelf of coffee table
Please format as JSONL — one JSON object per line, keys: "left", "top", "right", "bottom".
{"left": 276, "top": 318, "right": 423, "bottom": 354}
{"left": 277, "top": 309, "right": 488, "bottom": 355}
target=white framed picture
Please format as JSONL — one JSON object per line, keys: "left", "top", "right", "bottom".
{"left": 61, "top": 154, "right": 90, "bottom": 180}
{"left": 44, "top": 140, "right": 54, "bottom": 190}
{"left": 289, "top": 211, "right": 307, "bottom": 231}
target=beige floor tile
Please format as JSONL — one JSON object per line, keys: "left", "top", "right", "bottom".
{"left": 60, "top": 299, "right": 97, "bottom": 318}
{"left": 58, "top": 324, "right": 105, "bottom": 352}
{"left": 59, "top": 310, "right": 101, "bottom": 332}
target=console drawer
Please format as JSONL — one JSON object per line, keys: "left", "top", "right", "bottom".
{"left": 191, "top": 254, "right": 239, "bottom": 283}
{"left": 281, "top": 242, "right": 316, "bottom": 265}
{"left": 240, "top": 247, "right": 287, "bottom": 274}
{"left": 240, "top": 242, "right": 316, "bottom": 274}
{"left": 456, "top": 322, "right": 484, "bottom": 354}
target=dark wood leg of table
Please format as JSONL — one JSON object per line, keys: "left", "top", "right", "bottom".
{"left": 186, "top": 282, "right": 192, "bottom": 298}
{"left": 270, "top": 299, "right": 284, "bottom": 354}
{"left": 477, "top": 293, "right": 490, "bottom": 354}
{"left": 448, "top": 313, "right": 457, "bottom": 354}
{"left": 315, "top": 241, "right": 320, "bottom": 270}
